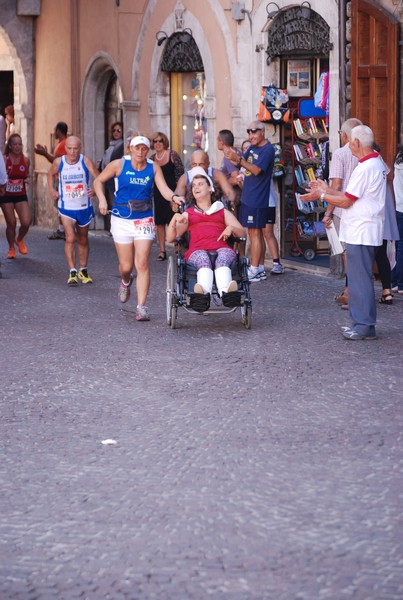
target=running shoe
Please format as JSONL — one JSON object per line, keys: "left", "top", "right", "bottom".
{"left": 15, "top": 239, "right": 28, "bottom": 255}
{"left": 271, "top": 262, "right": 284, "bottom": 275}
{"left": 118, "top": 274, "right": 133, "bottom": 303}
{"left": 135, "top": 304, "right": 150, "bottom": 321}
{"left": 78, "top": 268, "right": 93, "bottom": 284}
{"left": 7, "top": 247, "right": 16, "bottom": 259}
{"left": 247, "top": 267, "right": 261, "bottom": 282}
{"left": 342, "top": 326, "right": 377, "bottom": 341}
{"left": 48, "top": 229, "right": 65, "bottom": 240}
{"left": 67, "top": 270, "right": 79, "bottom": 286}
{"left": 257, "top": 269, "right": 267, "bottom": 281}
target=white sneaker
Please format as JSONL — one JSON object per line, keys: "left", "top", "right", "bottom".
{"left": 135, "top": 304, "right": 150, "bottom": 321}
{"left": 271, "top": 263, "right": 284, "bottom": 275}
{"left": 258, "top": 269, "right": 267, "bottom": 281}
{"left": 247, "top": 267, "right": 261, "bottom": 282}
{"left": 118, "top": 275, "right": 133, "bottom": 303}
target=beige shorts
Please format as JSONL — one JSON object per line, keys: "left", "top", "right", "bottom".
{"left": 111, "top": 215, "right": 156, "bottom": 244}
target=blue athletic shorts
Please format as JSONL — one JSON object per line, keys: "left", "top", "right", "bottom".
{"left": 239, "top": 204, "right": 269, "bottom": 229}
{"left": 59, "top": 206, "right": 95, "bottom": 227}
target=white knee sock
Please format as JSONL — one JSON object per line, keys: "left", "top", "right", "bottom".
{"left": 197, "top": 267, "right": 214, "bottom": 294}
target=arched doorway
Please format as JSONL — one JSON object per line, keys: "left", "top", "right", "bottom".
{"left": 81, "top": 53, "right": 123, "bottom": 228}
{"left": 0, "top": 27, "right": 28, "bottom": 151}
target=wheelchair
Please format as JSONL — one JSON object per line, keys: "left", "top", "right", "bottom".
{"left": 166, "top": 237, "right": 252, "bottom": 329}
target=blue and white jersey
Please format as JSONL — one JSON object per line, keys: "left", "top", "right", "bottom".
{"left": 58, "top": 155, "right": 91, "bottom": 211}
{"left": 112, "top": 157, "right": 154, "bottom": 219}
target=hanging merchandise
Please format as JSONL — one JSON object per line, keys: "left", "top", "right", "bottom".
{"left": 257, "top": 86, "right": 290, "bottom": 124}
{"left": 314, "top": 72, "right": 329, "bottom": 114}
{"left": 272, "top": 143, "right": 285, "bottom": 177}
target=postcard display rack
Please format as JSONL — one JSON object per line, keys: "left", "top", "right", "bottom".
{"left": 288, "top": 99, "right": 329, "bottom": 260}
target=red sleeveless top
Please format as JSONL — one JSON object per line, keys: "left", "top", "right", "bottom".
{"left": 5, "top": 154, "right": 29, "bottom": 196}
{"left": 184, "top": 206, "right": 230, "bottom": 260}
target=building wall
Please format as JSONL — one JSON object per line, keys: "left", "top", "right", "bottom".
{"left": 1, "top": 0, "right": 401, "bottom": 230}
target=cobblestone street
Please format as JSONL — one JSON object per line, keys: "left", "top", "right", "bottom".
{"left": 1, "top": 226, "right": 402, "bottom": 600}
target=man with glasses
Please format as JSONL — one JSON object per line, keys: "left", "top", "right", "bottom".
{"left": 225, "top": 121, "right": 275, "bottom": 281}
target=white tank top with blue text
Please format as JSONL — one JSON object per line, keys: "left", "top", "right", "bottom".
{"left": 58, "top": 155, "right": 91, "bottom": 211}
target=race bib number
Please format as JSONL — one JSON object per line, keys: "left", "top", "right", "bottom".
{"left": 6, "top": 179, "right": 24, "bottom": 193}
{"left": 65, "top": 183, "right": 85, "bottom": 200}
{"left": 133, "top": 216, "right": 155, "bottom": 237}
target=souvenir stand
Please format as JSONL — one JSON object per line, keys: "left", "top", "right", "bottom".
{"left": 289, "top": 98, "right": 329, "bottom": 260}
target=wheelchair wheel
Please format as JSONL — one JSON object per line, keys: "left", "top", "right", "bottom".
{"left": 166, "top": 256, "right": 177, "bottom": 328}
{"left": 241, "top": 303, "right": 252, "bottom": 329}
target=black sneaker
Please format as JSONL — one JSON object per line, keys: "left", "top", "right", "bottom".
{"left": 48, "top": 230, "right": 66, "bottom": 240}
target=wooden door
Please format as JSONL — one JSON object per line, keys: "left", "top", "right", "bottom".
{"left": 351, "top": 0, "right": 398, "bottom": 169}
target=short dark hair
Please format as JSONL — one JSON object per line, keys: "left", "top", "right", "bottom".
{"left": 55, "top": 122, "right": 68, "bottom": 136}
{"left": 396, "top": 144, "right": 403, "bottom": 165}
{"left": 218, "top": 129, "right": 234, "bottom": 146}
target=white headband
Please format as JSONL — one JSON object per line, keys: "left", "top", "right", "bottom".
{"left": 188, "top": 166, "right": 215, "bottom": 191}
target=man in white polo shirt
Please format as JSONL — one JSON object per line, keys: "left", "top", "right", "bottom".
{"left": 301, "top": 125, "right": 386, "bottom": 340}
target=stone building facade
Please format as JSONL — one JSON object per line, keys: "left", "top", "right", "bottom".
{"left": 0, "top": 0, "right": 402, "bottom": 254}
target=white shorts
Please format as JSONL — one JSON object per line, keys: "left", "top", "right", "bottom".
{"left": 111, "top": 215, "right": 156, "bottom": 244}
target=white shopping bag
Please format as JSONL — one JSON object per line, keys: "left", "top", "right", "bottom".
{"left": 326, "top": 222, "right": 344, "bottom": 255}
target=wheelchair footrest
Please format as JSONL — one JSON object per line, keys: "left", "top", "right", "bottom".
{"left": 187, "top": 293, "right": 211, "bottom": 313}
{"left": 222, "top": 290, "right": 243, "bottom": 308}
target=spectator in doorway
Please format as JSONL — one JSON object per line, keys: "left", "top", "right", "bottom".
{"left": 99, "top": 121, "right": 124, "bottom": 231}
{"left": 4, "top": 105, "right": 15, "bottom": 142}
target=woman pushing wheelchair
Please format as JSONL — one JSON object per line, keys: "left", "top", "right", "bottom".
{"left": 166, "top": 167, "right": 246, "bottom": 300}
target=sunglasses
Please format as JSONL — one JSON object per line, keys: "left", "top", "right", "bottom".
{"left": 153, "top": 138, "right": 164, "bottom": 143}
{"left": 113, "top": 128, "right": 122, "bottom": 133}
{"left": 247, "top": 128, "right": 262, "bottom": 134}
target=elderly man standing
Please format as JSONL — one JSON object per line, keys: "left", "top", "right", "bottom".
{"left": 324, "top": 117, "right": 362, "bottom": 304}
{"left": 224, "top": 121, "right": 275, "bottom": 281}
{"left": 301, "top": 125, "right": 386, "bottom": 340}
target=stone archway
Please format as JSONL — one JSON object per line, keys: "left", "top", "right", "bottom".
{"left": 81, "top": 53, "right": 123, "bottom": 229}
{"left": 81, "top": 53, "right": 123, "bottom": 170}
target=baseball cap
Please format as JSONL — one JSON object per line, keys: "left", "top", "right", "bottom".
{"left": 130, "top": 135, "right": 151, "bottom": 148}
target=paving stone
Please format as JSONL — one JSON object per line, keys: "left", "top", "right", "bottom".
{"left": 1, "top": 226, "right": 402, "bottom": 599}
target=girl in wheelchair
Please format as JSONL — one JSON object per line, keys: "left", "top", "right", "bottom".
{"left": 166, "top": 167, "right": 246, "bottom": 305}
